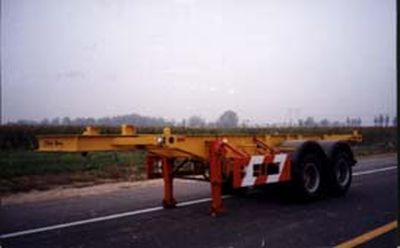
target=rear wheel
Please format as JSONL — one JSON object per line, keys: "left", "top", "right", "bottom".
{"left": 327, "top": 152, "right": 352, "bottom": 196}
{"left": 292, "top": 153, "right": 323, "bottom": 200}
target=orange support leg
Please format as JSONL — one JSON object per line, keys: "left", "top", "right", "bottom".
{"left": 209, "top": 140, "right": 224, "bottom": 216}
{"left": 161, "top": 158, "right": 177, "bottom": 208}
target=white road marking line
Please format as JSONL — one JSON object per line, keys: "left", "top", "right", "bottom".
{"left": 0, "top": 206, "right": 162, "bottom": 239}
{"left": 0, "top": 195, "right": 232, "bottom": 239}
{"left": 0, "top": 166, "right": 396, "bottom": 240}
{"left": 177, "top": 195, "right": 232, "bottom": 207}
{"left": 353, "top": 166, "right": 397, "bottom": 176}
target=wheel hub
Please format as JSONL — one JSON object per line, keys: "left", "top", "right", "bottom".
{"left": 335, "top": 159, "right": 350, "bottom": 187}
{"left": 303, "top": 162, "right": 320, "bottom": 193}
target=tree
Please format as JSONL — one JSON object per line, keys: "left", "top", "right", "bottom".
{"left": 216, "top": 110, "right": 239, "bottom": 128}
{"left": 51, "top": 117, "right": 60, "bottom": 125}
{"left": 378, "top": 114, "right": 384, "bottom": 127}
{"left": 61, "top": 117, "right": 71, "bottom": 125}
{"left": 304, "top": 117, "right": 316, "bottom": 127}
{"left": 357, "top": 118, "right": 362, "bottom": 127}
{"left": 180, "top": 119, "right": 186, "bottom": 127}
{"left": 320, "top": 119, "right": 329, "bottom": 127}
{"left": 346, "top": 117, "right": 350, "bottom": 127}
{"left": 373, "top": 116, "right": 378, "bottom": 126}
{"left": 384, "top": 115, "right": 390, "bottom": 127}
{"left": 40, "top": 118, "right": 49, "bottom": 125}
{"left": 188, "top": 116, "right": 206, "bottom": 128}
{"left": 86, "top": 118, "right": 96, "bottom": 125}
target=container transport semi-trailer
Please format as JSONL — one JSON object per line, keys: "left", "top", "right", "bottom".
{"left": 37, "top": 125, "right": 362, "bottom": 216}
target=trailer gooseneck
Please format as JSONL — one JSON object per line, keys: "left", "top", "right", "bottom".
{"left": 37, "top": 125, "right": 362, "bottom": 216}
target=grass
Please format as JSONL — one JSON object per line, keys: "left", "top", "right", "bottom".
{"left": 0, "top": 151, "right": 146, "bottom": 179}
{"left": 0, "top": 151, "right": 147, "bottom": 194}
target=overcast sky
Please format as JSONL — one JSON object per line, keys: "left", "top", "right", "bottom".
{"left": 1, "top": 0, "right": 396, "bottom": 125}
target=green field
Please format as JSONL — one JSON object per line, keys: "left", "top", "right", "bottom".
{"left": 0, "top": 151, "right": 146, "bottom": 194}
{"left": 0, "top": 151, "right": 146, "bottom": 178}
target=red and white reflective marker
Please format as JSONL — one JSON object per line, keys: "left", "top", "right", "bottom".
{"left": 241, "top": 153, "right": 289, "bottom": 187}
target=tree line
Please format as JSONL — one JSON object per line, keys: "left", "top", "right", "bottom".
{"left": 297, "top": 115, "right": 396, "bottom": 128}
{"left": 373, "top": 114, "right": 396, "bottom": 127}
{"left": 11, "top": 110, "right": 240, "bottom": 129}
{"left": 297, "top": 117, "right": 362, "bottom": 128}
{"left": 8, "top": 111, "right": 397, "bottom": 129}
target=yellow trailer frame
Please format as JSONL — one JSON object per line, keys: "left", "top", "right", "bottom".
{"left": 37, "top": 125, "right": 362, "bottom": 216}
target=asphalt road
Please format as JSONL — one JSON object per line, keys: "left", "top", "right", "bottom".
{"left": 0, "top": 154, "right": 398, "bottom": 248}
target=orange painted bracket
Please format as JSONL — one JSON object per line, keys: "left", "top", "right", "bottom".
{"left": 209, "top": 140, "right": 225, "bottom": 216}
{"left": 161, "top": 157, "right": 177, "bottom": 208}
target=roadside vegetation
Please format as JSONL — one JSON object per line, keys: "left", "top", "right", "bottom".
{"left": 0, "top": 125, "right": 396, "bottom": 195}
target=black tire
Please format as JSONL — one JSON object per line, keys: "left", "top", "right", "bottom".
{"left": 327, "top": 152, "right": 352, "bottom": 196}
{"left": 292, "top": 153, "right": 323, "bottom": 200}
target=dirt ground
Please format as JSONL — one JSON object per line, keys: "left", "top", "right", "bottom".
{"left": 1, "top": 179, "right": 165, "bottom": 206}
{"left": 0, "top": 165, "right": 143, "bottom": 196}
